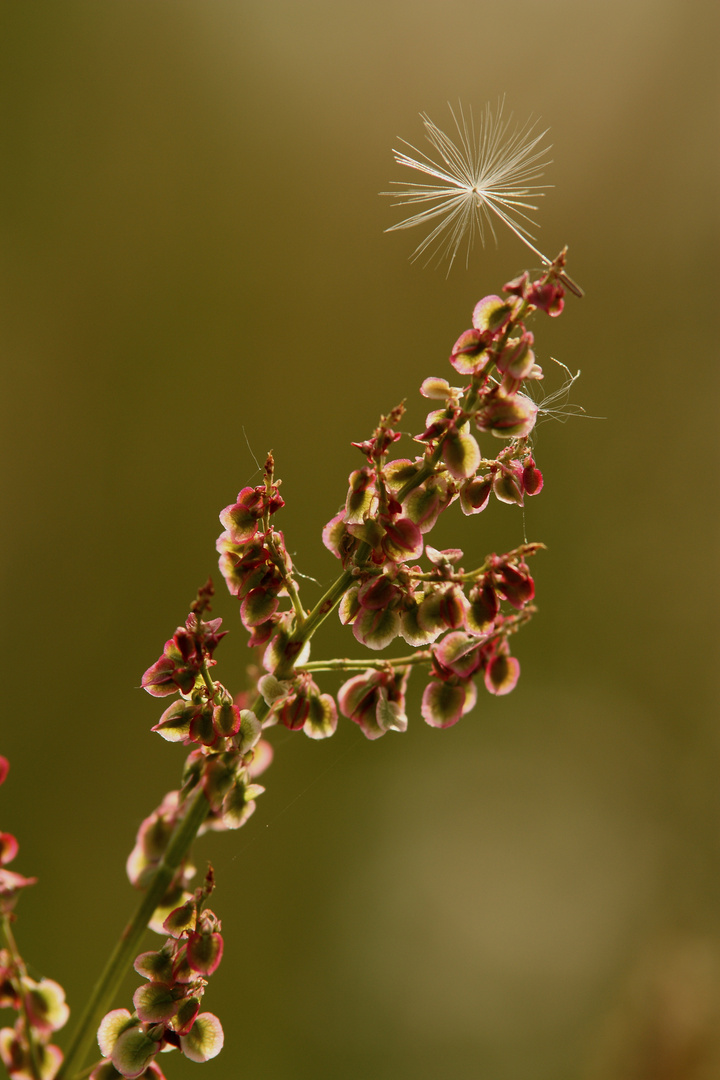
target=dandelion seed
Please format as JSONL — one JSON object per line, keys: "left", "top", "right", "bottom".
{"left": 526, "top": 361, "right": 594, "bottom": 425}
{"left": 383, "top": 99, "right": 582, "bottom": 295}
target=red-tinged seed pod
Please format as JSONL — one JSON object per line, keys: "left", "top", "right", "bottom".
{"left": 240, "top": 587, "right": 279, "bottom": 628}
{"left": 0, "top": 833, "right": 19, "bottom": 866}
{"left": 212, "top": 701, "right": 242, "bottom": 738}
{"left": 436, "top": 586, "right": 468, "bottom": 631}
{"left": 189, "top": 706, "right": 217, "bottom": 746}
{"left": 357, "top": 575, "right": 400, "bottom": 610}
{"left": 421, "top": 679, "right": 476, "bottom": 730}
{"left": 442, "top": 429, "right": 481, "bottom": 480}
{"left": 492, "top": 469, "right": 524, "bottom": 506}
{"left": 484, "top": 653, "right": 520, "bottom": 695}
{"left": 495, "top": 564, "right": 535, "bottom": 609}
{"left": 467, "top": 579, "right": 499, "bottom": 633}
{"left": 527, "top": 280, "right": 565, "bottom": 316}
{"left": 472, "top": 295, "right": 514, "bottom": 334}
{"left": 449, "top": 329, "right": 491, "bottom": 376}
{"left": 522, "top": 460, "right": 544, "bottom": 495}
{"left": 381, "top": 517, "right": 423, "bottom": 561}
{"left": 503, "top": 271, "right": 529, "bottom": 298}
{"left": 186, "top": 930, "right": 224, "bottom": 976}
{"left": 459, "top": 476, "right": 492, "bottom": 515}
{"left": 278, "top": 694, "right": 310, "bottom": 731}
{"left": 475, "top": 392, "right": 538, "bottom": 439}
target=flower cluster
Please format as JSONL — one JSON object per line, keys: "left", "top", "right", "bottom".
{"left": 314, "top": 265, "right": 564, "bottom": 729}
{"left": 91, "top": 871, "right": 224, "bottom": 1080}
{"left": 209, "top": 265, "right": 569, "bottom": 740}
{"left": 69, "top": 254, "right": 575, "bottom": 1079}
{"left": 216, "top": 466, "right": 295, "bottom": 653}
{"left": 126, "top": 583, "right": 275, "bottom": 945}
{"left": 141, "top": 610, "right": 226, "bottom": 701}
{"left": 139, "top": 581, "right": 271, "bottom": 824}
{"left": 1, "top": 756, "right": 70, "bottom": 1080}
{"left": 209, "top": 265, "right": 562, "bottom": 740}
{"left": 257, "top": 670, "right": 339, "bottom": 739}
{"left": 89, "top": 584, "right": 277, "bottom": 1078}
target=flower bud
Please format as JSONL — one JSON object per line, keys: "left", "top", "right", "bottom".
{"left": 522, "top": 458, "right": 544, "bottom": 495}
{"left": 527, "top": 279, "right": 565, "bottom": 316}
{"left": 495, "top": 563, "right": 535, "bottom": 609}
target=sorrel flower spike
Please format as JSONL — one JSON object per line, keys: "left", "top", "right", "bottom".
{"left": 383, "top": 99, "right": 583, "bottom": 296}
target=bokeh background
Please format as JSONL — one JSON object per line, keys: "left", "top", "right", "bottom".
{"left": 1, "top": 2, "right": 718, "bottom": 1078}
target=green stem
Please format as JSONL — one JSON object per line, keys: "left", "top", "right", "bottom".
{"left": 395, "top": 446, "right": 443, "bottom": 504}
{"left": 297, "top": 653, "right": 430, "bottom": 674}
{"left": 57, "top": 784, "right": 210, "bottom": 1080}
{"left": 265, "top": 531, "right": 306, "bottom": 625}
{"left": 200, "top": 659, "right": 219, "bottom": 699}
{"left": 272, "top": 543, "right": 371, "bottom": 681}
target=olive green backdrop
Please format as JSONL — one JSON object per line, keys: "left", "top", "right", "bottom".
{"left": 1, "top": 2, "right": 718, "bottom": 1078}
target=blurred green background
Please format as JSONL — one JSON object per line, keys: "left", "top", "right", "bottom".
{"left": 1, "top": 2, "right": 718, "bottom": 1078}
